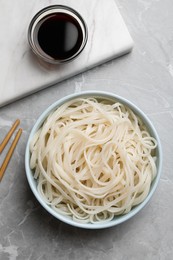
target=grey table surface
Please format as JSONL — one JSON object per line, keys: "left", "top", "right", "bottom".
{"left": 0, "top": 0, "right": 173, "bottom": 259}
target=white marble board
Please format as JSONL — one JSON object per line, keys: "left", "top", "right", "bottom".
{"left": 0, "top": 0, "right": 133, "bottom": 107}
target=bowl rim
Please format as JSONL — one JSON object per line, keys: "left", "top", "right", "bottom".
{"left": 25, "top": 91, "right": 162, "bottom": 229}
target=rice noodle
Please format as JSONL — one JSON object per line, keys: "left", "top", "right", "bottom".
{"left": 30, "top": 98, "right": 157, "bottom": 223}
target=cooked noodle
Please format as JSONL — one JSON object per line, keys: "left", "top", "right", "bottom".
{"left": 30, "top": 98, "right": 157, "bottom": 223}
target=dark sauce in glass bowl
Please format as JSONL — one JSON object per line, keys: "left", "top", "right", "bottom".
{"left": 37, "top": 13, "right": 83, "bottom": 60}
{"left": 28, "top": 5, "right": 88, "bottom": 64}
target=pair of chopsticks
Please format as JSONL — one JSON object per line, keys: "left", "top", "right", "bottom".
{"left": 0, "top": 119, "right": 22, "bottom": 182}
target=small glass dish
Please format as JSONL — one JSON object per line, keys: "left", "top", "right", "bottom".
{"left": 28, "top": 5, "right": 88, "bottom": 64}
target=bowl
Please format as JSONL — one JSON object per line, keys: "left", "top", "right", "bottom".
{"left": 28, "top": 5, "right": 88, "bottom": 64}
{"left": 25, "top": 91, "right": 162, "bottom": 229}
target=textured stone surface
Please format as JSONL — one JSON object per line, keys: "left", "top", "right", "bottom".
{"left": 0, "top": 0, "right": 173, "bottom": 259}
{"left": 0, "top": 0, "right": 133, "bottom": 106}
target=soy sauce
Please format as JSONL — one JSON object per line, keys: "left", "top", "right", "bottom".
{"left": 37, "top": 13, "right": 83, "bottom": 60}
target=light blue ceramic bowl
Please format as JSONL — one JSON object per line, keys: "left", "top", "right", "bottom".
{"left": 25, "top": 91, "right": 162, "bottom": 229}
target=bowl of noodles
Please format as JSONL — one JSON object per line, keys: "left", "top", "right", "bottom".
{"left": 25, "top": 91, "right": 162, "bottom": 229}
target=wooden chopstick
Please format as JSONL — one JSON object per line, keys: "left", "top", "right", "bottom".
{"left": 0, "top": 128, "right": 22, "bottom": 182}
{"left": 0, "top": 119, "right": 20, "bottom": 153}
